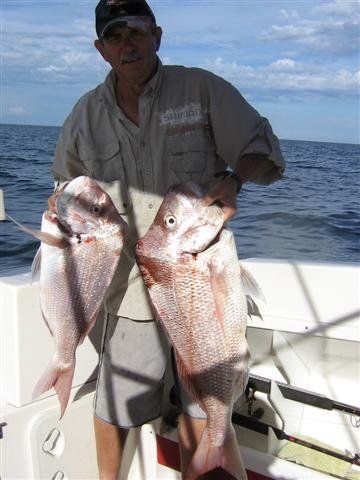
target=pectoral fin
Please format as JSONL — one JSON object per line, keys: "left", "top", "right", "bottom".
{"left": 246, "top": 295, "right": 263, "bottom": 320}
{"left": 240, "top": 263, "right": 265, "bottom": 302}
{"left": 7, "top": 214, "right": 68, "bottom": 248}
{"left": 31, "top": 247, "right": 41, "bottom": 283}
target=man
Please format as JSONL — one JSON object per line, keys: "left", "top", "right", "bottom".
{"left": 53, "top": 0, "right": 285, "bottom": 478}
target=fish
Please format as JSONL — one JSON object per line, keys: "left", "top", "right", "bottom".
{"left": 136, "top": 182, "right": 261, "bottom": 480}
{"left": 9, "top": 176, "right": 127, "bottom": 418}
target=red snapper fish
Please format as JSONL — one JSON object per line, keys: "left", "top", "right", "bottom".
{"left": 136, "top": 182, "right": 260, "bottom": 480}
{"left": 11, "top": 176, "right": 127, "bottom": 418}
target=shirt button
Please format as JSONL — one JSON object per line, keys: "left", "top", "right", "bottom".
{"left": 148, "top": 203, "right": 153, "bottom": 209}
{"left": 140, "top": 141, "right": 146, "bottom": 147}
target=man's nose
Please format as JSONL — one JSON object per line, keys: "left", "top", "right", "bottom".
{"left": 122, "top": 35, "right": 135, "bottom": 48}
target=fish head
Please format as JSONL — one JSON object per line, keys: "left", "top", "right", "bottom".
{"left": 136, "top": 182, "right": 224, "bottom": 260}
{"left": 52, "top": 176, "right": 127, "bottom": 236}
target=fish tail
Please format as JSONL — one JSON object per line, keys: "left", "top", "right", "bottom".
{"left": 185, "top": 427, "right": 248, "bottom": 480}
{"left": 32, "top": 361, "right": 75, "bottom": 419}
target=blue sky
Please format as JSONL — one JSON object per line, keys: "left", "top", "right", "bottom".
{"left": 1, "top": 0, "right": 359, "bottom": 144}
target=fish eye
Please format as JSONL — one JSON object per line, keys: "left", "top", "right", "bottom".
{"left": 90, "top": 204, "right": 102, "bottom": 215}
{"left": 164, "top": 215, "right": 177, "bottom": 229}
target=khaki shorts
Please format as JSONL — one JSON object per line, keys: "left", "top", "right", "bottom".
{"left": 94, "top": 314, "right": 206, "bottom": 428}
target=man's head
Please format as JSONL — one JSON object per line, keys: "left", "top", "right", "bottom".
{"left": 95, "top": 0, "right": 156, "bottom": 39}
{"left": 94, "top": 0, "right": 162, "bottom": 85}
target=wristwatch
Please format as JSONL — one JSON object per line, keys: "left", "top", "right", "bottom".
{"left": 214, "top": 170, "right": 242, "bottom": 193}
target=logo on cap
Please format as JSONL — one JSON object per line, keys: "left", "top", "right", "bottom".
{"left": 107, "top": 0, "right": 126, "bottom": 6}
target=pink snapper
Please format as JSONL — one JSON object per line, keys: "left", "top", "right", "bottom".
{"left": 11, "top": 176, "right": 127, "bottom": 417}
{"left": 136, "top": 182, "right": 261, "bottom": 480}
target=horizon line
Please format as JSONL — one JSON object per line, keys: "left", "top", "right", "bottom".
{"left": 0, "top": 122, "right": 359, "bottom": 147}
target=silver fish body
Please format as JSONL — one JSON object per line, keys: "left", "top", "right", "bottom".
{"left": 136, "top": 182, "right": 253, "bottom": 479}
{"left": 32, "top": 176, "right": 127, "bottom": 417}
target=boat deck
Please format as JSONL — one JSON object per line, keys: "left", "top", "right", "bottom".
{"left": 1, "top": 259, "right": 359, "bottom": 479}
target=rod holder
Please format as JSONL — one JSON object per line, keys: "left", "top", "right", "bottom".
{"left": 0, "top": 189, "right": 5, "bottom": 221}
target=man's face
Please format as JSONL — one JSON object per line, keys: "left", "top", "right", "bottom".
{"left": 95, "top": 21, "right": 162, "bottom": 85}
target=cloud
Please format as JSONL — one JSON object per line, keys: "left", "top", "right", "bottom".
{"left": 9, "top": 106, "right": 25, "bottom": 115}
{"left": 2, "top": 1, "right": 359, "bottom": 111}
{"left": 269, "top": 59, "right": 296, "bottom": 71}
{"left": 200, "top": 56, "right": 359, "bottom": 99}
{"left": 262, "top": 0, "right": 360, "bottom": 56}
{"left": 314, "top": 0, "right": 358, "bottom": 17}
{"left": 2, "top": 8, "right": 105, "bottom": 86}
{"left": 279, "top": 9, "right": 299, "bottom": 21}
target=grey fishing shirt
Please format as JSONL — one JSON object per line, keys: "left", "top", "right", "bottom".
{"left": 53, "top": 59, "right": 285, "bottom": 320}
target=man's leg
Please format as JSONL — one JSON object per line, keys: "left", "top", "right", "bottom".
{"left": 94, "top": 416, "right": 128, "bottom": 480}
{"left": 94, "top": 314, "right": 170, "bottom": 479}
{"left": 178, "top": 413, "right": 206, "bottom": 477}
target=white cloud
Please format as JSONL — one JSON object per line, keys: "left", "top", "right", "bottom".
{"left": 9, "top": 106, "right": 25, "bottom": 115}
{"left": 1, "top": 6, "right": 102, "bottom": 85}
{"left": 200, "top": 56, "right": 359, "bottom": 98}
{"left": 269, "top": 59, "right": 296, "bottom": 71}
{"left": 279, "top": 9, "right": 299, "bottom": 21}
{"left": 2, "top": 1, "right": 359, "bottom": 109}
{"left": 61, "top": 51, "right": 94, "bottom": 67}
{"left": 262, "top": 0, "right": 360, "bottom": 56}
{"left": 314, "top": 0, "right": 359, "bottom": 17}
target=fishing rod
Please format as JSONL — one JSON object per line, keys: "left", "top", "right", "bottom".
{"left": 248, "top": 373, "right": 360, "bottom": 417}
{"left": 232, "top": 412, "right": 360, "bottom": 467}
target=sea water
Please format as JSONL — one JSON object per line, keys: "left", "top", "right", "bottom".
{"left": 1, "top": 123, "right": 359, "bottom": 273}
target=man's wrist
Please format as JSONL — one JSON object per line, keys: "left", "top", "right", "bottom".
{"left": 214, "top": 170, "right": 242, "bottom": 193}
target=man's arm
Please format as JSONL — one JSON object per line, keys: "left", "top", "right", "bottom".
{"left": 201, "top": 73, "right": 285, "bottom": 221}
{"left": 204, "top": 153, "right": 275, "bottom": 221}
{"left": 52, "top": 114, "right": 86, "bottom": 192}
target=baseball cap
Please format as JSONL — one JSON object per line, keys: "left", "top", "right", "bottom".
{"left": 96, "top": 0, "right": 156, "bottom": 38}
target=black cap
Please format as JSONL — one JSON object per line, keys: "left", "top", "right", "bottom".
{"left": 96, "top": 0, "right": 156, "bottom": 38}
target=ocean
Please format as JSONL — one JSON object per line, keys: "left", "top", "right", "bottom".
{"left": 1, "top": 123, "right": 359, "bottom": 274}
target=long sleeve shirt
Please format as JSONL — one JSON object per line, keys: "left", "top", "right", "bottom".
{"left": 53, "top": 60, "right": 285, "bottom": 320}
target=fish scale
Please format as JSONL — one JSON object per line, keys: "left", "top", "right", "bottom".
{"left": 136, "top": 182, "right": 253, "bottom": 479}
{"left": 16, "top": 176, "right": 128, "bottom": 418}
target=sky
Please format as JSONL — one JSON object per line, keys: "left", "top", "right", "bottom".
{"left": 1, "top": 0, "right": 359, "bottom": 144}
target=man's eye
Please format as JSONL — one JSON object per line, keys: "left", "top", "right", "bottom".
{"left": 107, "top": 34, "right": 121, "bottom": 44}
{"left": 129, "top": 31, "right": 144, "bottom": 40}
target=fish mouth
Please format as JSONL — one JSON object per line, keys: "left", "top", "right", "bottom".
{"left": 194, "top": 226, "right": 227, "bottom": 256}
{"left": 204, "top": 227, "right": 225, "bottom": 250}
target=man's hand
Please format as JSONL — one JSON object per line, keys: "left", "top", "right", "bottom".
{"left": 203, "top": 176, "right": 238, "bottom": 222}
{"left": 203, "top": 154, "right": 278, "bottom": 221}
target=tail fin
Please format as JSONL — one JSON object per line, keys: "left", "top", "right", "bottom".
{"left": 185, "top": 427, "right": 248, "bottom": 480}
{"left": 32, "top": 361, "right": 75, "bottom": 419}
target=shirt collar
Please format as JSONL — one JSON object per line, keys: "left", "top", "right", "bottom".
{"left": 144, "top": 57, "right": 163, "bottom": 97}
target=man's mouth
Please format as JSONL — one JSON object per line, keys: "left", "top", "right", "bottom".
{"left": 122, "top": 59, "right": 140, "bottom": 65}
{"left": 121, "top": 53, "right": 143, "bottom": 65}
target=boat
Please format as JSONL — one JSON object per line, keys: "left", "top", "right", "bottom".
{"left": 1, "top": 259, "right": 359, "bottom": 479}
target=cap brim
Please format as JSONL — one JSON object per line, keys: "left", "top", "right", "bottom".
{"left": 100, "top": 16, "right": 152, "bottom": 37}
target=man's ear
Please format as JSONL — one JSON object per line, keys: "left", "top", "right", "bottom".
{"left": 94, "top": 39, "right": 110, "bottom": 62}
{"left": 155, "top": 26, "right": 162, "bottom": 51}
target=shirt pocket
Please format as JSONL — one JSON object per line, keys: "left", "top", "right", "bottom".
{"left": 168, "top": 131, "right": 217, "bottom": 185}
{"left": 78, "top": 140, "right": 132, "bottom": 215}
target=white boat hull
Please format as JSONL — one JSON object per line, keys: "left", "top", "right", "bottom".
{"left": 1, "top": 260, "right": 359, "bottom": 479}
